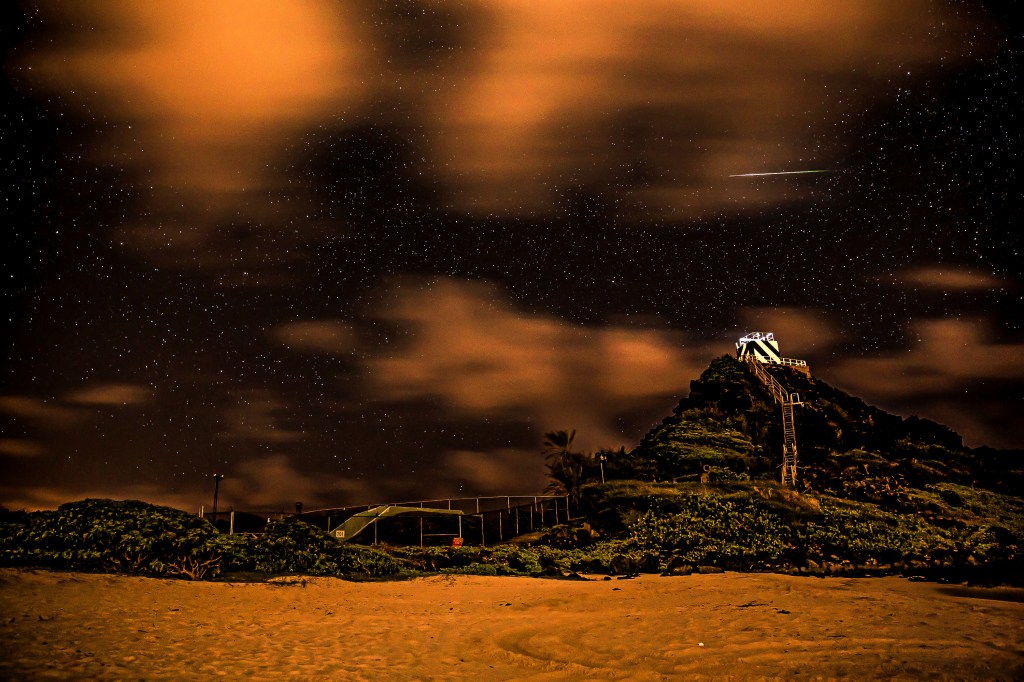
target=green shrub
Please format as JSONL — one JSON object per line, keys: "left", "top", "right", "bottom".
{"left": 628, "top": 495, "right": 793, "bottom": 565}
{"left": 248, "top": 520, "right": 399, "bottom": 578}
{"left": 0, "top": 499, "right": 221, "bottom": 578}
{"left": 800, "top": 499, "right": 954, "bottom": 564}
{"left": 0, "top": 501, "right": 400, "bottom": 581}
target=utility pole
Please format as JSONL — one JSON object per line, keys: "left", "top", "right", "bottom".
{"left": 211, "top": 473, "right": 225, "bottom": 516}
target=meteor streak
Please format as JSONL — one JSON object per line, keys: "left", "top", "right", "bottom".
{"left": 729, "top": 169, "right": 831, "bottom": 177}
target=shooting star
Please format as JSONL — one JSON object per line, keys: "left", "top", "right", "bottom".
{"left": 729, "top": 169, "right": 831, "bottom": 177}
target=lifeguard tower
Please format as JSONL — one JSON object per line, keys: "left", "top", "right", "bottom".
{"left": 737, "top": 332, "right": 808, "bottom": 487}
{"left": 736, "top": 331, "right": 808, "bottom": 371}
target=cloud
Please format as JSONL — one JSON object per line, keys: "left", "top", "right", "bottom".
{"left": 64, "top": 383, "right": 151, "bottom": 406}
{"left": 219, "top": 390, "right": 304, "bottom": 443}
{"left": 0, "top": 457, "right": 380, "bottom": 512}
{"left": 0, "top": 483, "right": 201, "bottom": 513}
{"left": 428, "top": 0, "right": 967, "bottom": 216}
{"left": 20, "top": 0, "right": 978, "bottom": 271}
{"left": 0, "top": 396, "right": 81, "bottom": 428}
{"left": 0, "top": 439, "right": 44, "bottom": 458}
{"left": 270, "top": 321, "right": 356, "bottom": 354}
{"left": 893, "top": 266, "right": 1008, "bottom": 292}
{"left": 737, "top": 307, "right": 840, "bottom": 358}
{"left": 26, "top": 0, "right": 366, "bottom": 267}
{"left": 224, "top": 454, "right": 380, "bottom": 509}
{"left": 440, "top": 449, "right": 548, "bottom": 496}
{"left": 824, "top": 318, "right": 1024, "bottom": 400}
{"left": 366, "top": 278, "right": 716, "bottom": 450}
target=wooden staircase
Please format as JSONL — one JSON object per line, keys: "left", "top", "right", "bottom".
{"left": 744, "top": 355, "right": 804, "bottom": 486}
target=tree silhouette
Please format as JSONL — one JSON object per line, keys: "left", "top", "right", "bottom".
{"left": 542, "top": 429, "right": 591, "bottom": 506}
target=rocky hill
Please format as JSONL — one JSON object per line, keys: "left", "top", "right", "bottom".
{"left": 630, "top": 355, "right": 1021, "bottom": 498}
{"left": 559, "top": 355, "right": 1023, "bottom": 583}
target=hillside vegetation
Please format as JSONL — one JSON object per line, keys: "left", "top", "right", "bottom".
{"left": 0, "top": 356, "right": 1020, "bottom": 584}
{"left": 530, "top": 355, "right": 1023, "bottom": 583}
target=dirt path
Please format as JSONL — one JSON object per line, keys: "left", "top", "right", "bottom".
{"left": 1, "top": 568, "right": 1021, "bottom": 680}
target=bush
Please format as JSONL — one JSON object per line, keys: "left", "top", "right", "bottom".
{"left": 392, "top": 545, "right": 544, "bottom": 576}
{"left": 0, "top": 501, "right": 400, "bottom": 581}
{"left": 246, "top": 520, "right": 400, "bottom": 578}
{"left": 628, "top": 495, "right": 793, "bottom": 565}
{"left": 0, "top": 499, "right": 221, "bottom": 578}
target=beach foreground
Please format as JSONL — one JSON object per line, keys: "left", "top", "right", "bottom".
{"left": 1, "top": 568, "right": 1021, "bottom": 680}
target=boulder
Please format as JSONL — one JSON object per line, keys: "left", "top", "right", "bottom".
{"left": 609, "top": 554, "right": 636, "bottom": 576}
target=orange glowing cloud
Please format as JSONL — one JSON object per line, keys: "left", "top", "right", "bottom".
{"left": 895, "top": 266, "right": 1008, "bottom": 292}
{"left": 27, "top": 0, "right": 365, "bottom": 263}
{"left": 825, "top": 318, "right": 1024, "bottom": 400}
{"left": 19, "top": 0, "right": 980, "bottom": 265}
{"left": 271, "top": 321, "right": 357, "bottom": 355}
{"left": 430, "top": 0, "right": 965, "bottom": 216}
{"left": 738, "top": 307, "right": 839, "bottom": 358}
{"left": 367, "top": 278, "right": 716, "bottom": 449}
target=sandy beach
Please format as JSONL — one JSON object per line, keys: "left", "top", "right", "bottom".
{"left": 1, "top": 568, "right": 1021, "bottom": 680}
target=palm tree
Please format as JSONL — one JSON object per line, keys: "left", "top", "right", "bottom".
{"left": 542, "top": 429, "right": 588, "bottom": 506}
{"left": 543, "top": 429, "right": 576, "bottom": 467}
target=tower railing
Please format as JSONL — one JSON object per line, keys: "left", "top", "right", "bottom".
{"left": 744, "top": 355, "right": 803, "bottom": 486}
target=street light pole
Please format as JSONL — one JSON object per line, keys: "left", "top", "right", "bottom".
{"left": 212, "top": 473, "right": 225, "bottom": 516}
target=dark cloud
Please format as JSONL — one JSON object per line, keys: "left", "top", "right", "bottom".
{"left": 365, "top": 278, "right": 715, "bottom": 450}
{"left": 826, "top": 318, "right": 1024, "bottom": 400}
{"left": 270, "top": 321, "right": 357, "bottom": 355}
{"left": 2, "top": 1, "right": 1018, "bottom": 510}
{"left": 0, "top": 439, "right": 44, "bottom": 458}
{"left": 893, "top": 266, "right": 1009, "bottom": 292}
{"left": 64, "top": 384, "right": 151, "bottom": 406}
{"left": 218, "top": 390, "right": 305, "bottom": 444}
{"left": 0, "top": 396, "right": 82, "bottom": 429}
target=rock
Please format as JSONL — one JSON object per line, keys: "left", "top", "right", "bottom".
{"left": 805, "top": 560, "right": 822, "bottom": 572}
{"left": 639, "top": 553, "right": 661, "bottom": 574}
{"left": 669, "top": 565, "right": 693, "bottom": 576}
{"left": 609, "top": 554, "right": 636, "bottom": 576}
{"left": 697, "top": 565, "right": 723, "bottom": 574}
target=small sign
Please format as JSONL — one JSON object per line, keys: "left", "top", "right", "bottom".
{"left": 335, "top": 529, "right": 346, "bottom": 538}
{"left": 452, "top": 537, "right": 463, "bottom": 547}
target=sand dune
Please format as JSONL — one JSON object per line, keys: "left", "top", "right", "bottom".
{"left": 1, "top": 568, "right": 1021, "bottom": 680}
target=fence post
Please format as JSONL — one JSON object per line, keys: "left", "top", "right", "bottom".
{"left": 565, "top": 494, "right": 571, "bottom": 521}
{"left": 480, "top": 515, "right": 485, "bottom": 546}
{"left": 229, "top": 510, "right": 235, "bottom": 535}
{"left": 498, "top": 510, "right": 503, "bottom": 542}
{"left": 199, "top": 505, "right": 204, "bottom": 519}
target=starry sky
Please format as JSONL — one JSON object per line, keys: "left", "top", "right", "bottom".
{"left": 2, "top": 1, "right": 1021, "bottom": 512}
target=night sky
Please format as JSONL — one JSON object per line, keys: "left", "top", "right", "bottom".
{"left": 2, "top": 1, "right": 1020, "bottom": 512}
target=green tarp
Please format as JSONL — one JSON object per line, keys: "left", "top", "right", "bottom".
{"left": 330, "top": 505, "right": 463, "bottom": 542}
